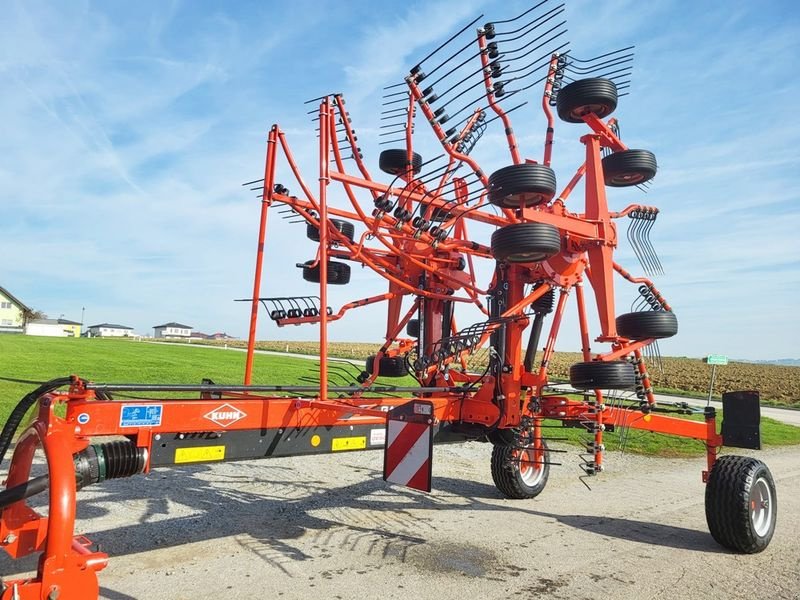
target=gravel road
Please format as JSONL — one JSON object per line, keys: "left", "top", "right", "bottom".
{"left": 3, "top": 442, "right": 798, "bottom": 599}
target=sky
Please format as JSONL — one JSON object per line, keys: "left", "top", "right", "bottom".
{"left": 1, "top": 0, "right": 798, "bottom": 360}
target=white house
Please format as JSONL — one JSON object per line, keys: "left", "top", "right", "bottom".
{"left": 26, "top": 318, "right": 82, "bottom": 337}
{"left": 0, "top": 285, "right": 31, "bottom": 334}
{"left": 153, "top": 322, "right": 193, "bottom": 338}
{"left": 86, "top": 323, "right": 134, "bottom": 337}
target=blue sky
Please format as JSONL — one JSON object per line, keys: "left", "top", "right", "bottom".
{"left": 1, "top": 0, "right": 798, "bottom": 360}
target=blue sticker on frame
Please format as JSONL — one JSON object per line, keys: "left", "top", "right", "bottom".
{"left": 120, "top": 405, "right": 163, "bottom": 427}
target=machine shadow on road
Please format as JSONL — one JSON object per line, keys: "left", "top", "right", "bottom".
{"left": 28, "top": 459, "right": 722, "bottom": 564}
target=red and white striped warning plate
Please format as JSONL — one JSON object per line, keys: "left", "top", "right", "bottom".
{"left": 383, "top": 401, "right": 434, "bottom": 492}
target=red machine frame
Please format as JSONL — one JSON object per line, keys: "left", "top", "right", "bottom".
{"left": 1, "top": 6, "right": 772, "bottom": 598}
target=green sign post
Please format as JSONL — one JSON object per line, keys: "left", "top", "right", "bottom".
{"left": 703, "top": 355, "right": 729, "bottom": 403}
{"left": 704, "top": 354, "right": 729, "bottom": 366}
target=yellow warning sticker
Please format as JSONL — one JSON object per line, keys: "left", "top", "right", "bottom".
{"left": 174, "top": 445, "right": 226, "bottom": 464}
{"left": 331, "top": 436, "right": 367, "bottom": 452}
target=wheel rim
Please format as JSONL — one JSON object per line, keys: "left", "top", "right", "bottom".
{"left": 610, "top": 172, "right": 645, "bottom": 185}
{"left": 569, "top": 103, "right": 609, "bottom": 119}
{"left": 750, "top": 476, "right": 774, "bottom": 537}
{"left": 508, "top": 251, "right": 546, "bottom": 262}
{"left": 518, "top": 448, "right": 545, "bottom": 486}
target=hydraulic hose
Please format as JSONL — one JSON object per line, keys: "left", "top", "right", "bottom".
{"left": 0, "top": 377, "right": 72, "bottom": 468}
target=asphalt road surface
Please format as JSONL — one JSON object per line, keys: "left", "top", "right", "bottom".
{"left": 2, "top": 442, "right": 798, "bottom": 599}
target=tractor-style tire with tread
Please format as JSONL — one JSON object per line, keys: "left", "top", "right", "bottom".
{"left": 379, "top": 149, "right": 423, "bottom": 176}
{"left": 365, "top": 355, "right": 409, "bottom": 377}
{"left": 306, "top": 219, "right": 356, "bottom": 243}
{"left": 301, "top": 261, "right": 351, "bottom": 285}
{"left": 705, "top": 455, "right": 777, "bottom": 553}
{"left": 602, "top": 149, "right": 657, "bottom": 187}
{"left": 556, "top": 78, "right": 618, "bottom": 123}
{"left": 488, "top": 163, "right": 557, "bottom": 208}
{"left": 569, "top": 361, "right": 636, "bottom": 390}
{"left": 491, "top": 439, "right": 550, "bottom": 499}
{"left": 491, "top": 222, "right": 561, "bottom": 263}
{"left": 616, "top": 311, "right": 678, "bottom": 340}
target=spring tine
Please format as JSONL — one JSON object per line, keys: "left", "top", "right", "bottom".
{"left": 496, "top": 40, "right": 570, "bottom": 79}
{"left": 641, "top": 216, "right": 660, "bottom": 276}
{"left": 302, "top": 93, "right": 339, "bottom": 105}
{"left": 242, "top": 178, "right": 264, "bottom": 186}
{"left": 642, "top": 215, "right": 661, "bottom": 275}
{"left": 639, "top": 215, "right": 655, "bottom": 275}
{"left": 497, "top": 18, "right": 567, "bottom": 57}
{"left": 646, "top": 214, "right": 665, "bottom": 274}
{"left": 382, "top": 96, "right": 409, "bottom": 107}
{"left": 483, "top": 101, "right": 528, "bottom": 125}
{"left": 490, "top": 0, "right": 548, "bottom": 27}
{"left": 567, "top": 53, "right": 634, "bottom": 73}
{"left": 495, "top": 3, "right": 564, "bottom": 38}
{"left": 379, "top": 120, "right": 407, "bottom": 129}
{"left": 568, "top": 45, "right": 635, "bottom": 63}
{"left": 379, "top": 126, "right": 409, "bottom": 137}
{"left": 627, "top": 215, "right": 646, "bottom": 274}
{"left": 633, "top": 214, "right": 652, "bottom": 275}
{"left": 381, "top": 106, "right": 409, "bottom": 116}
{"left": 379, "top": 137, "right": 407, "bottom": 145}
{"left": 382, "top": 89, "right": 410, "bottom": 99}
{"left": 412, "top": 13, "right": 484, "bottom": 70}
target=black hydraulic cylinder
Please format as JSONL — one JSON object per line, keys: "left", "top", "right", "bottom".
{"left": 524, "top": 313, "right": 546, "bottom": 373}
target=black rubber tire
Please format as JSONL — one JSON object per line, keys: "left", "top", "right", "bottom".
{"left": 531, "top": 288, "right": 555, "bottom": 314}
{"left": 602, "top": 149, "right": 657, "bottom": 187}
{"left": 705, "top": 455, "right": 777, "bottom": 553}
{"left": 491, "top": 223, "right": 561, "bottom": 263}
{"left": 365, "top": 355, "right": 409, "bottom": 377}
{"left": 616, "top": 311, "right": 678, "bottom": 340}
{"left": 556, "top": 78, "right": 618, "bottom": 123}
{"left": 569, "top": 361, "right": 636, "bottom": 390}
{"left": 301, "top": 260, "right": 351, "bottom": 285}
{"left": 379, "top": 149, "right": 423, "bottom": 176}
{"left": 491, "top": 439, "right": 550, "bottom": 499}
{"left": 406, "top": 319, "right": 420, "bottom": 338}
{"left": 306, "top": 219, "right": 355, "bottom": 243}
{"left": 488, "top": 163, "right": 557, "bottom": 208}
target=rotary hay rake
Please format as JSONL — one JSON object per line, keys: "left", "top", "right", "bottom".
{"left": 0, "top": 3, "right": 776, "bottom": 598}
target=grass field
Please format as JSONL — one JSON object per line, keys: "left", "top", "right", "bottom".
{"left": 1, "top": 335, "right": 798, "bottom": 457}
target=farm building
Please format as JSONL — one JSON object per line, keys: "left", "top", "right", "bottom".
{"left": 0, "top": 285, "right": 31, "bottom": 334}
{"left": 153, "top": 322, "right": 193, "bottom": 338}
{"left": 25, "top": 318, "right": 82, "bottom": 337}
{"left": 86, "top": 323, "right": 134, "bottom": 337}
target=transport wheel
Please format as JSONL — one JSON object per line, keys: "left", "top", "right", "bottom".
{"left": 379, "top": 149, "right": 423, "bottom": 176}
{"left": 406, "top": 319, "right": 420, "bottom": 338}
{"left": 491, "top": 438, "right": 550, "bottom": 499}
{"left": 602, "top": 149, "right": 657, "bottom": 187}
{"left": 306, "top": 218, "right": 356, "bottom": 243}
{"left": 705, "top": 455, "right": 777, "bottom": 553}
{"left": 301, "top": 260, "right": 351, "bottom": 285}
{"left": 491, "top": 222, "right": 561, "bottom": 263}
{"left": 365, "top": 355, "right": 409, "bottom": 377}
{"left": 616, "top": 310, "right": 678, "bottom": 339}
{"left": 556, "top": 78, "right": 618, "bottom": 123}
{"left": 488, "top": 163, "right": 557, "bottom": 208}
{"left": 569, "top": 361, "right": 636, "bottom": 390}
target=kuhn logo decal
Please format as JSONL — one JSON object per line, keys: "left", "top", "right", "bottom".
{"left": 204, "top": 404, "right": 246, "bottom": 428}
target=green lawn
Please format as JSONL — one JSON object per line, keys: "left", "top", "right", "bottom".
{"left": 0, "top": 336, "right": 402, "bottom": 422}
{"left": 1, "top": 335, "right": 798, "bottom": 457}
